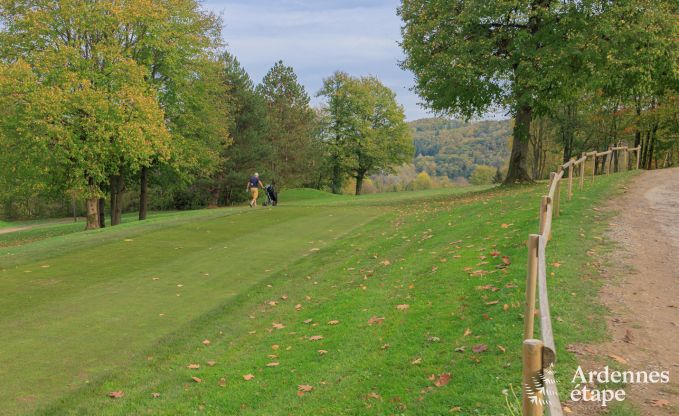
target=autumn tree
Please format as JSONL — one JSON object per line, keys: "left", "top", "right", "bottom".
{"left": 318, "top": 74, "right": 413, "bottom": 195}
{"left": 0, "top": 0, "right": 226, "bottom": 227}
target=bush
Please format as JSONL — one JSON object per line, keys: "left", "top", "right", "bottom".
{"left": 469, "top": 165, "right": 496, "bottom": 185}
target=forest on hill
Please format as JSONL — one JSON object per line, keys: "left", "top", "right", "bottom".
{"left": 409, "top": 118, "right": 512, "bottom": 180}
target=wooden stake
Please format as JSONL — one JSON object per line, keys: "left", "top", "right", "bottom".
{"left": 538, "top": 196, "right": 550, "bottom": 235}
{"left": 636, "top": 147, "right": 641, "bottom": 170}
{"left": 524, "top": 235, "right": 539, "bottom": 339}
{"left": 591, "top": 154, "right": 596, "bottom": 182}
{"left": 522, "top": 339, "right": 545, "bottom": 416}
{"left": 579, "top": 153, "right": 586, "bottom": 190}
{"left": 554, "top": 177, "right": 561, "bottom": 218}
{"left": 607, "top": 146, "right": 612, "bottom": 175}
{"left": 568, "top": 158, "right": 574, "bottom": 201}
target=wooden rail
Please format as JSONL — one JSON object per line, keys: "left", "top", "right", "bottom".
{"left": 522, "top": 144, "right": 641, "bottom": 415}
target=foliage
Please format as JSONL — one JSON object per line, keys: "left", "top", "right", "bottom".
{"left": 469, "top": 165, "right": 496, "bottom": 186}
{"left": 398, "top": 0, "right": 678, "bottom": 183}
{"left": 410, "top": 118, "right": 512, "bottom": 179}
{"left": 318, "top": 73, "right": 413, "bottom": 195}
{"left": 257, "top": 61, "right": 318, "bottom": 188}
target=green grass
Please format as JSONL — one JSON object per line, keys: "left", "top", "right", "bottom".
{"left": 0, "top": 176, "right": 636, "bottom": 415}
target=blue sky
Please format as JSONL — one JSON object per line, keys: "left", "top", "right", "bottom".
{"left": 202, "top": 0, "right": 434, "bottom": 121}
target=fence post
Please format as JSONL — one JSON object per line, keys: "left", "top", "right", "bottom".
{"left": 524, "top": 235, "right": 539, "bottom": 339}
{"left": 579, "top": 153, "right": 586, "bottom": 190}
{"left": 523, "top": 339, "right": 545, "bottom": 416}
{"left": 554, "top": 175, "right": 561, "bottom": 218}
{"left": 607, "top": 146, "right": 612, "bottom": 175}
{"left": 591, "top": 154, "right": 596, "bottom": 182}
{"left": 636, "top": 147, "right": 641, "bottom": 170}
{"left": 538, "top": 196, "right": 549, "bottom": 235}
{"left": 567, "top": 158, "right": 574, "bottom": 201}
{"left": 624, "top": 148, "right": 629, "bottom": 171}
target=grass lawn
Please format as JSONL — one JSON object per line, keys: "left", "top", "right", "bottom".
{"left": 0, "top": 177, "right": 634, "bottom": 415}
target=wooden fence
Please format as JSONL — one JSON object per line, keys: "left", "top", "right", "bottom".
{"left": 522, "top": 145, "right": 641, "bottom": 416}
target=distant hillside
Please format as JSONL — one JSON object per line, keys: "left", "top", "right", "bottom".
{"left": 409, "top": 118, "right": 513, "bottom": 179}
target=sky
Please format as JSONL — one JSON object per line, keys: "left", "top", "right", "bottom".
{"left": 202, "top": 0, "right": 434, "bottom": 121}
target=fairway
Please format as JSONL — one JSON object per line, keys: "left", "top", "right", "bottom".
{"left": 1, "top": 180, "right": 630, "bottom": 415}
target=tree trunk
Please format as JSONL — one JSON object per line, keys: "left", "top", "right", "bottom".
{"left": 355, "top": 172, "right": 365, "bottom": 195}
{"left": 331, "top": 163, "right": 343, "bottom": 194}
{"left": 98, "top": 198, "right": 106, "bottom": 228}
{"left": 85, "top": 178, "right": 100, "bottom": 230}
{"left": 504, "top": 105, "right": 533, "bottom": 184}
{"left": 139, "top": 166, "right": 148, "bottom": 220}
{"left": 109, "top": 170, "right": 125, "bottom": 226}
{"left": 646, "top": 124, "right": 657, "bottom": 170}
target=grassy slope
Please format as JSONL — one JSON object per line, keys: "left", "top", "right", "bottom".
{"left": 0, "top": 177, "right": 634, "bottom": 415}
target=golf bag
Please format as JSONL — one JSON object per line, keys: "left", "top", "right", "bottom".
{"left": 263, "top": 184, "right": 278, "bottom": 206}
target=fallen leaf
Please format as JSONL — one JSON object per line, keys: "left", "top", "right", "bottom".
{"left": 552, "top": 262, "right": 561, "bottom": 268}
{"left": 280, "top": 295, "right": 288, "bottom": 300}
{"left": 272, "top": 322, "right": 285, "bottom": 330}
{"left": 500, "top": 223, "right": 511, "bottom": 228}
{"left": 485, "top": 300, "right": 499, "bottom": 305}
{"left": 303, "top": 319, "right": 313, "bottom": 324}
{"left": 243, "top": 374, "right": 255, "bottom": 381}
{"left": 318, "top": 350, "right": 328, "bottom": 355}
{"left": 472, "top": 344, "right": 488, "bottom": 353}
{"left": 298, "top": 384, "right": 313, "bottom": 392}
{"left": 497, "top": 345, "right": 506, "bottom": 353}
{"left": 396, "top": 304, "right": 410, "bottom": 310}
{"left": 266, "top": 362, "right": 279, "bottom": 367}
{"left": 295, "top": 304, "right": 302, "bottom": 311}
{"left": 450, "top": 406, "right": 462, "bottom": 412}
{"left": 368, "top": 316, "right": 385, "bottom": 325}
{"left": 608, "top": 353, "right": 627, "bottom": 364}
{"left": 268, "top": 301, "right": 278, "bottom": 306}
{"left": 207, "top": 360, "right": 216, "bottom": 367}
{"left": 381, "top": 260, "right": 391, "bottom": 266}
{"left": 187, "top": 363, "right": 200, "bottom": 369}
{"left": 434, "top": 373, "right": 451, "bottom": 387}
{"left": 411, "top": 357, "right": 422, "bottom": 365}
{"left": 151, "top": 392, "right": 160, "bottom": 398}
{"left": 366, "top": 392, "right": 382, "bottom": 400}
{"left": 463, "top": 328, "right": 472, "bottom": 336}
{"left": 309, "top": 335, "right": 324, "bottom": 341}
{"left": 218, "top": 378, "right": 226, "bottom": 387}
{"left": 271, "top": 344, "right": 279, "bottom": 350}
{"left": 108, "top": 391, "right": 124, "bottom": 399}
{"left": 202, "top": 339, "right": 211, "bottom": 346}
{"left": 328, "top": 320, "right": 340, "bottom": 325}
{"left": 650, "top": 399, "right": 669, "bottom": 407}
{"left": 454, "top": 346, "right": 465, "bottom": 352}
{"left": 503, "top": 304, "right": 510, "bottom": 311}
{"left": 191, "top": 376, "right": 202, "bottom": 383}
{"left": 501, "top": 256, "right": 511, "bottom": 266}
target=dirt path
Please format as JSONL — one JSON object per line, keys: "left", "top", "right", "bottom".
{"left": 570, "top": 168, "right": 679, "bottom": 415}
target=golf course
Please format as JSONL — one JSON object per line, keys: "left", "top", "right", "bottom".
{"left": 0, "top": 175, "right": 633, "bottom": 415}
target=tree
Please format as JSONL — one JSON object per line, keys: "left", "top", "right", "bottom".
{"left": 411, "top": 171, "right": 433, "bottom": 190}
{"left": 470, "top": 165, "right": 496, "bottom": 185}
{"left": 0, "top": 0, "right": 225, "bottom": 229}
{"left": 257, "top": 61, "right": 317, "bottom": 187}
{"left": 318, "top": 74, "right": 413, "bottom": 195}
{"left": 211, "top": 52, "right": 269, "bottom": 204}
{"left": 398, "top": 0, "right": 674, "bottom": 184}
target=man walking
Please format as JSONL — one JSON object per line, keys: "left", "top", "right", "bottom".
{"left": 247, "top": 172, "right": 264, "bottom": 207}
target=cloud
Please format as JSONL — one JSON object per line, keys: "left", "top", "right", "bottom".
{"left": 203, "top": 0, "right": 433, "bottom": 120}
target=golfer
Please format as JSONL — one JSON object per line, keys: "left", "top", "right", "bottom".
{"left": 247, "top": 173, "right": 264, "bottom": 207}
